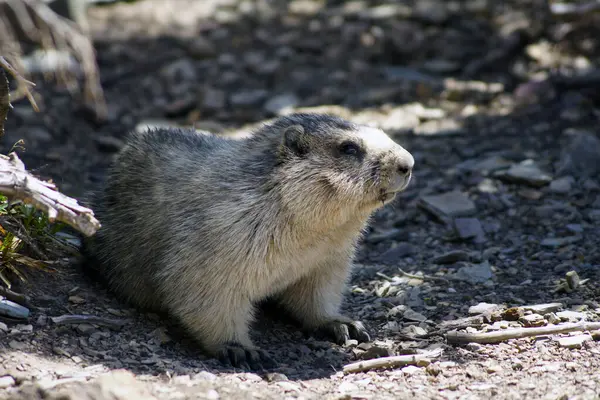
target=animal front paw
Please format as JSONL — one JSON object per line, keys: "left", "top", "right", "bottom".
{"left": 318, "top": 318, "right": 371, "bottom": 345}
{"left": 216, "top": 342, "right": 276, "bottom": 370}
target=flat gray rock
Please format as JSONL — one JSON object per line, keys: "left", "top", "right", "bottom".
{"left": 0, "top": 376, "right": 15, "bottom": 389}
{"left": 403, "top": 309, "right": 427, "bottom": 322}
{"left": 456, "top": 156, "right": 512, "bottom": 174}
{"left": 454, "top": 261, "right": 494, "bottom": 284}
{"left": 556, "top": 310, "right": 585, "bottom": 322}
{"left": 540, "top": 236, "right": 581, "bottom": 247}
{"left": 549, "top": 176, "right": 574, "bottom": 194}
{"left": 557, "top": 334, "right": 592, "bottom": 349}
{"left": 522, "top": 303, "right": 563, "bottom": 314}
{"left": 468, "top": 302, "right": 501, "bottom": 315}
{"left": 454, "top": 218, "right": 486, "bottom": 242}
{"left": 0, "top": 299, "right": 30, "bottom": 319}
{"left": 520, "top": 313, "right": 545, "bottom": 327}
{"left": 495, "top": 160, "right": 552, "bottom": 187}
{"left": 433, "top": 250, "right": 471, "bottom": 264}
{"left": 557, "top": 130, "right": 600, "bottom": 178}
{"left": 419, "top": 191, "right": 477, "bottom": 220}
{"left": 379, "top": 242, "right": 416, "bottom": 263}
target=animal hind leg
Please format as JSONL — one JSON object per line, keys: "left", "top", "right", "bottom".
{"left": 171, "top": 291, "right": 274, "bottom": 369}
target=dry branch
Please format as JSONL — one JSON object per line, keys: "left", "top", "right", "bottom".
{"left": 343, "top": 348, "right": 444, "bottom": 374}
{"left": 0, "top": 55, "right": 39, "bottom": 116}
{"left": 397, "top": 268, "right": 451, "bottom": 283}
{"left": 0, "top": 152, "right": 100, "bottom": 236}
{"left": 446, "top": 321, "right": 600, "bottom": 345}
{"left": 0, "top": 0, "right": 106, "bottom": 119}
{"left": 0, "top": 286, "right": 31, "bottom": 307}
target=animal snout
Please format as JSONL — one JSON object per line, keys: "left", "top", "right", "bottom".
{"left": 389, "top": 150, "right": 414, "bottom": 192}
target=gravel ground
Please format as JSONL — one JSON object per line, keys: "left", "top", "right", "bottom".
{"left": 1, "top": 0, "right": 600, "bottom": 399}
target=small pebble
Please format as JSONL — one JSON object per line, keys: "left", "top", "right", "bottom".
{"left": 0, "top": 376, "right": 16, "bottom": 389}
{"left": 557, "top": 334, "right": 592, "bottom": 349}
{"left": 8, "top": 340, "right": 26, "bottom": 350}
{"left": 520, "top": 314, "right": 546, "bottom": 327}
{"left": 401, "top": 365, "right": 422, "bottom": 375}
{"left": 465, "top": 343, "right": 484, "bottom": 352}
{"left": 468, "top": 302, "right": 500, "bottom": 315}
{"left": 522, "top": 303, "right": 563, "bottom": 314}
{"left": 68, "top": 295, "right": 86, "bottom": 304}
{"left": 264, "top": 373, "right": 288, "bottom": 382}
{"left": 432, "top": 250, "right": 471, "bottom": 264}
{"left": 403, "top": 309, "right": 427, "bottom": 322}
{"left": 486, "top": 364, "right": 503, "bottom": 374}
{"left": 556, "top": 310, "right": 585, "bottom": 322}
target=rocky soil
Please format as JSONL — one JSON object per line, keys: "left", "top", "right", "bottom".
{"left": 1, "top": 0, "right": 600, "bottom": 399}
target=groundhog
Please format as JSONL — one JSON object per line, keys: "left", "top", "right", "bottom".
{"left": 83, "top": 113, "right": 414, "bottom": 368}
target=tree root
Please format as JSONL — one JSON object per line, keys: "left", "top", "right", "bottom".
{"left": 343, "top": 348, "right": 444, "bottom": 373}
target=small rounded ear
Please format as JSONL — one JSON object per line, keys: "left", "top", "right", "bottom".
{"left": 282, "top": 124, "right": 309, "bottom": 156}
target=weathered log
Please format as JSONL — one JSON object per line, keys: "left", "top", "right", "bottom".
{"left": 0, "top": 152, "right": 100, "bottom": 236}
{"left": 446, "top": 321, "right": 600, "bottom": 345}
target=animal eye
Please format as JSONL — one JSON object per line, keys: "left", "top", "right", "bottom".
{"left": 340, "top": 141, "right": 360, "bottom": 156}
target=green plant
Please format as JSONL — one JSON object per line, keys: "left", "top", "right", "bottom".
{"left": 0, "top": 194, "right": 66, "bottom": 288}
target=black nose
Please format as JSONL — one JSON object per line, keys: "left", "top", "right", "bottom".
{"left": 397, "top": 164, "right": 412, "bottom": 176}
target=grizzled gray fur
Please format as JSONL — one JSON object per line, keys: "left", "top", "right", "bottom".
{"left": 83, "top": 113, "right": 414, "bottom": 368}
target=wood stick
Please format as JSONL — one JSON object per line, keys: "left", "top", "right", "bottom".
{"left": 343, "top": 348, "right": 444, "bottom": 374}
{"left": 0, "top": 152, "right": 100, "bottom": 236}
{"left": 0, "top": 286, "right": 31, "bottom": 307}
{"left": 446, "top": 321, "right": 600, "bottom": 345}
{"left": 398, "top": 268, "right": 450, "bottom": 283}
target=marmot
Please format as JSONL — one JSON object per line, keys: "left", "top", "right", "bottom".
{"left": 83, "top": 113, "right": 414, "bottom": 368}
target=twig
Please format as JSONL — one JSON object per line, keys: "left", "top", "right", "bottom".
{"left": 0, "top": 152, "right": 100, "bottom": 236}
{"left": 397, "top": 268, "right": 450, "bottom": 283}
{"left": 343, "top": 348, "right": 444, "bottom": 373}
{"left": 446, "top": 321, "right": 600, "bottom": 345}
{"left": 0, "top": 0, "right": 106, "bottom": 119}
{"left": 0, "top": 56, "right": 39, "bottom": 113}
{"left": 375, "top": 271, "right": 393, "bottom": 281}
{"left": 0, "top": 286, "right": 31, "bottom": 307}
{"left": 0, "top": 215, "right": 47, "bottom": 260}
{"left": 51, "top": 314, "right": 127, "bottom": 329}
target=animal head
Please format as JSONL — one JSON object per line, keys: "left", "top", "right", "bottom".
{"left": 269, "top": 113, "right": 414, "bottom": 219}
